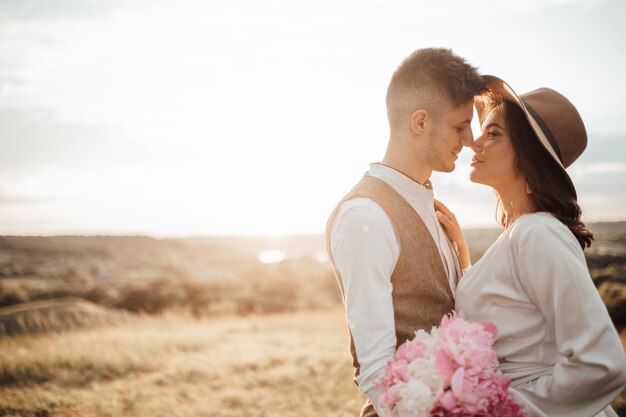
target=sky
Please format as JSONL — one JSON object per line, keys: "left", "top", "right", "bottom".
{"left": 0, "top": 0, "right": 625, "bottom": 236}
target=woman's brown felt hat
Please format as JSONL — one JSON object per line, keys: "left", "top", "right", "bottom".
{"left": 475, "top": 75, "right": 588, "bottom": 174}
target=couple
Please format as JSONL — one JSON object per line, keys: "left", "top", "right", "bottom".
{"left": 325, "top": 48, "right": 626, "bottom": 417}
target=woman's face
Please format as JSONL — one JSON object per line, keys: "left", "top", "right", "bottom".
{"left": 469, "top": 106, "right": 521, "bottom": 188}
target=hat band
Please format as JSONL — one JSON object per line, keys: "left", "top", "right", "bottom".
{"left": 522, "top": 100, "right": 563, "bottom": 163}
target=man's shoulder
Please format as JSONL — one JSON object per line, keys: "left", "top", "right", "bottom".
{"left": 329, "top": 198, "right": 389, "bottom": 235}
{"left": 337, "top": 174, "right": 398, "bottom": 202}
{"left": 327, "top": 197, "right": 399, "bottom": 262}
{"left": 326, "top": 175, "right": 380, "bottom": 226}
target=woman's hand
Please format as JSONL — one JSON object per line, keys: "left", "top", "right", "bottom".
{"left": 434, "top": 199, "right": 471, "bottom": 270}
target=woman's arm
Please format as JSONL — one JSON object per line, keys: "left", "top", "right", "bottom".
{"left": 434, "top": 199, "right": 471, "bottom": 270}
{"left": 510, "top": 220, "right": 626, "bottom": 416}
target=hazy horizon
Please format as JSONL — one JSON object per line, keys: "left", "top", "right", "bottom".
{"left": 1, "top": 218, "right": 624, "bottom": 240}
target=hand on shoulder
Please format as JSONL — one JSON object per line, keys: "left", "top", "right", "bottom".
{"left": 434, "top": 199, "right": 471, "bottom": 270}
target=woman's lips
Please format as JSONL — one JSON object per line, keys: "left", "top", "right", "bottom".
{"left": 470, "top": 157, "right": 484, "bottom": 166}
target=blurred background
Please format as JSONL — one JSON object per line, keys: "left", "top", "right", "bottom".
{"left": 0, "top": 0, "right": 625, "bottom": 416}
{"left": 1, "top": 0, "right": 625, "bottom": 236}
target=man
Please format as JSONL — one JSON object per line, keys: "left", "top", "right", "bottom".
{"left": 325, "top": 48, "right": 485, "bottom": 417}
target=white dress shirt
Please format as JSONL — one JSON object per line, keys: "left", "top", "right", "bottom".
{"left": 329, "top": 163, "right": 461, "bottom": 412}
{"left": 456, "top": 212, "right": 626, "bottom": 417}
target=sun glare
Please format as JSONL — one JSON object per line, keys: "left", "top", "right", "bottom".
{"left": 257, "top": 250, "right": 287, "bottom": 264}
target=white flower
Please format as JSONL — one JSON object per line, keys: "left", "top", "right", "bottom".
{"left": 390, "top": 380, "right": 437, "bottom": 417}
{"left": 406, "top": 358, "right": 444, "bottom": 399}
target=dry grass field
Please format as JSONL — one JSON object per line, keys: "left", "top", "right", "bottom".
{"left": 1, "top": 222, "right": 625, "bottom": 416}
{"left": 0, "top": 309, "right": 364, "bottom": 417}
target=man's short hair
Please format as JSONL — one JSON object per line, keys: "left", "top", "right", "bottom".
{"left": 386, "top": 48, "right": 485, "bottom": 128}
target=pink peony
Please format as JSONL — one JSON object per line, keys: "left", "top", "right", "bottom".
{"left": 396, "top": 338, "right": 429, "bottom": 362}
{"left": 380, "top": 390, "right": 400, "bottom": 407}
{"left": 434, "top": 347, "right": 456, "bottom": 382}
{"left": 390, "top": 361, "right": 410, "bottom": 383}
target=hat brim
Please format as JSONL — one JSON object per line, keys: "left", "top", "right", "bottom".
{"left": 475, "top": 75, "right": 577, "bottom": 197}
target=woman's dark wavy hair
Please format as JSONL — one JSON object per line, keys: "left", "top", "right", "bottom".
{"left": 490, "top": 98, "right": 594, "bottom": 249}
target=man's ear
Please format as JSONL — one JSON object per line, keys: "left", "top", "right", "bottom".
{"left": 410, "top": 109, "right": 429, "bottom": 136}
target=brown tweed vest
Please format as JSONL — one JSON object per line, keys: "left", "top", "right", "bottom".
{"left": 325, "top": 174, "right": 455, "bottom": 417}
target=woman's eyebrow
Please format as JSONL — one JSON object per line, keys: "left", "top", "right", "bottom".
{"left": 483, "top": 122, "right": 504, "bottom": 130}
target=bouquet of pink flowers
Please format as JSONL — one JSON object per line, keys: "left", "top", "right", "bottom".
{"left": 377, "top": 312, "right": 526, "bottom": 417}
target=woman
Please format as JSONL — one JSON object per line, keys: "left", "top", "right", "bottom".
{"left": 435, "top": 75, "right": 626, "bottom": 417}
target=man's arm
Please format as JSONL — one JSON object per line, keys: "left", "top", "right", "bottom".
{"left": 330, "top": 198, "right": 399, "bottom": 412}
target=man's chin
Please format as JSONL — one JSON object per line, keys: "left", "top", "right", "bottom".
{"left": 433, "top": 162, "right": 455, "bottom": 173}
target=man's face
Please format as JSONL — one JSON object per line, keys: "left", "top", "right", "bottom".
{"left": 424, "top": 100, "right": 474, "bottom": 172}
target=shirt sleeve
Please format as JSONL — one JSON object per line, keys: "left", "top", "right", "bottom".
{"left": 509, "top": 219, "right": 626, "bottom": 416}
{"left": 329, "top": 198, "right": 400, "bottom": 413}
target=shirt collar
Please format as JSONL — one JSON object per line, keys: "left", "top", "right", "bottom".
{"left": 368, "top": 163, "right": 434, "bottom": 194}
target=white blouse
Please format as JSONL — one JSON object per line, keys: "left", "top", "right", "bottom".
{"left": 455, "top": 212, "right": 626, "bottom": 417}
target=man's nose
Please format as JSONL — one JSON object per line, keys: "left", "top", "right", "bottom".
{"left": 461, "top": 130, "right": 474, "bottom": 147}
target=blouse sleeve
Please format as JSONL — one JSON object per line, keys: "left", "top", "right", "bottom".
{"left": 509, "top": 219, "right": 626, "bottom": 417}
